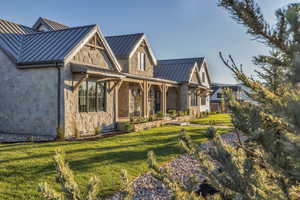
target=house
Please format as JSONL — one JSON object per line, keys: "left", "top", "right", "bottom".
{"left": 210, "top": 83, "right": 248, "bottom": 112}
{"left": 0, "top": 17, "right": 212, "bottom": 139}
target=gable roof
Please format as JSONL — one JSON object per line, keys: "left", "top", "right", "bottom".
{"left": 105, "top": 33, "right": 143, "bottom": 58}
{"left": 0, "top": 19, "right": 35, "bottom": 59}
{"left": 0, "top": 18, "right": 121, "bottom": 71}
{"left": 105, "top": 33, "right": 157, "bottom": 65}
{"left": 18, "top": 25, "right": 96, "bottom": 65}
{"left": 32, "top": 17, "right": 69, "bottom": 31}
{"left": 154, "top": 57, "right": 205, "bottom": 83}
{"left": 210, "top": 83, "right": 241, "bottom": 96}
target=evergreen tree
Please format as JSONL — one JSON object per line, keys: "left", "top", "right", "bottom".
{"left": 176, "top": 1, "right": 300, "bottom": 199}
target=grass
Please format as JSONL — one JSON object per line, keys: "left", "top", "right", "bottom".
{"left": 0, "top": 125, "right": 231, "bottom": 200}
{"left": 191, "top": 113, "right": 233, "bottom": 126}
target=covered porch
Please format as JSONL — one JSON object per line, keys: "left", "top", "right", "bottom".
{"left": 117, "top": 75, "right": 180, "bottom": 121}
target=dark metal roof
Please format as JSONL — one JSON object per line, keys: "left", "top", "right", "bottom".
{"left": 18, "top": 25, "right": 95, "bottom": 65}
{"left": 40, "top": 18, "right": 69, "bottom": 30}
{"left": 154, "top": 57, "right": 205, "bottom": 83}
{"left": 105, "top": 33, "right": 144, "bottom": 58}
{"left": 0, "top": 19, "right": 35, "bottom": 59}
{"left": 32, "top": 17, "right": 69, "bottom": 31}
{"left": 210, "top": 83, "right": 241, "bottom": 96}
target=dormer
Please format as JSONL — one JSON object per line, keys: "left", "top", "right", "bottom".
{"left": 106, "top": 33, "right": 157, "bottom": 77}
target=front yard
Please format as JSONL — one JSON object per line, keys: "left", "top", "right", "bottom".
{"left": 191, "top": 113, "right": 233, "bottom": 126}
{"left": 0, "top": 125, "right": 231, "bottom": 200}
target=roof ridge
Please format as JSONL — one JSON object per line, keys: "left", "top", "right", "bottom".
{"left": 40, "top": 17, "right": 68, "bottom": 27}
{"left": 106, "top": 32, "right": 144, "bottom": 38}
{"left": 25, "top": 24, "right": 97, "bottom": 36}
{"left": 159, "top": 57, "right": 205, "bottom": 62}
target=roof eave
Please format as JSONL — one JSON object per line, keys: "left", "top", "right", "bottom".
{"left": 17, "top": 60, "right": 64, "bottom": 69}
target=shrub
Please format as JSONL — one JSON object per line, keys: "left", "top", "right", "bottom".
{"left": 39, "top": 150, "right": 133, "bottom": 200}
{"left": 56, "top": 126, "right": 65, "bottom": 141}
{"left": 156, "top": 111, "right": 164, "bottom": 119}
{"left": 123, "top": 122, "right": 134, "bottom": 132}
{"left": 94, "top": 127, "right": 102, "bottom": 135}
{"left": 206, "top": 127, "right": 216, "bottom": 139}
{"left": 168, "top": 109, "right": 177, "bottom": 117}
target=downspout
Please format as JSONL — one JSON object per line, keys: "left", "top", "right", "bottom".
{"left": 56, "top": 63, "right": 61, "bottom": 128}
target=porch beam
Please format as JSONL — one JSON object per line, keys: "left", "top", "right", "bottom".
{"left": 72, "top": 74, "right": 88, "bottom": 92}
{"left": 96, "top": 77, "right": 120, "bottom": 82}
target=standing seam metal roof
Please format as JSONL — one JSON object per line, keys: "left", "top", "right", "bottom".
{"left": 0, "top": 18, "right": 96, "bottom": 65}
{"left": 0, "top": 19, "right": 35, "bottom": 59}
{"left": 40, "top": 18, "right": 69, "bottom": 30}
{"left": 18, "top": 25, "right": 95, "bottom": 64}
{"left": 105, "top": 33, "right": 144, "bottom": 58}
{"left": 154, "top": 57, "right": 205, "bottom": 83}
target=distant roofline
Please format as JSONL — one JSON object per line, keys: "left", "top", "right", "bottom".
{"left": 159, "top": 57, "right": 205, "bottom": 62}
{"left": 105, "top": 32, "right": 144, "bottom": 38}
{"left": 0, "top": 18, "right": 35, "bottom": 32}
{"left": 25, "top": 24, "right": 97, "bottom": 36}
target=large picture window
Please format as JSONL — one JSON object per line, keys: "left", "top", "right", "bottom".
{"left": 78, "top": 80, "right": 106, "bottom": 112}
{"left": 191, "top": 91, "right": 198, "bottom": 106}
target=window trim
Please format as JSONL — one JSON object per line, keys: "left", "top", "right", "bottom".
{"left": 138, "top": 52, "right": 146, "bottom": 71}
{"left": 78, "top": 80, "right": 107, "bottom": 113}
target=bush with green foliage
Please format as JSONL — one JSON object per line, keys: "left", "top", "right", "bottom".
{"left": 123, "top": 122, "right": 134, "bottom": 132}
{"left": 167, "top": 1, "right": 300, "bottom": 199}
{"left": 206, "top": 127, "right": 217, "bottom": 139}
{"left": 39, "top": 149, "right": 133, "bottom": 200}
{"left": 168, "top": 110, "right": 177, "bottom": 118}
{"left": 56, "top": 127, "right": 65, "bottom": 141}
{"left": 156, "top": 111, "right": 164, "bottom": 119}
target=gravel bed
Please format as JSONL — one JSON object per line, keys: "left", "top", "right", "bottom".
{"left": 109, "top": 132, "right": 247, "bottom": 200}
{"left": 0, "top": 133, "right": 55, "bottom": 143}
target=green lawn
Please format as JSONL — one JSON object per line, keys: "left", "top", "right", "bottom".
{"left": 0, "top": 126, "right": 231, "bottom": 200}
{"left": 191, "top": 114, "right": 233, "bottom": 126}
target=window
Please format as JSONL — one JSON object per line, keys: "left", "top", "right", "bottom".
{"left": 88, "top": 81, "right": 97, "bottom": 112}
{"left": 202, "top": 72, "right": 206, "bottom": 82}
{"left": 78, "top": 80, "right": 106, "bottom": 112}
{"left": 191, "top": 91, "right": 198, "bottom": 106}
{"left": 217, "top": 93, "right": 222, "bottom": 98}
{"left": 78, "top": 81, "right": 87, "bottom": 112}
{"left": 138, "top": 52, "right": 145, "bottom": 71}
{"left": 97, "top": 82, "right": 106, "bottom": 111}
{"left": 201, "top": 96, "right": 206, "bottom": 106}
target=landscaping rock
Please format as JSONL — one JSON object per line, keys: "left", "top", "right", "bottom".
{"left": 109, "top": 132, "right": 247, "bottom": 200}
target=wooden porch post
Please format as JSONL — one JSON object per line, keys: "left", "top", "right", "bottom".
{"left": 162, "top": 84, "right": 168, "bottom": 116}
{"left": 142, "top": 80, "right": 149, "bottom": 118}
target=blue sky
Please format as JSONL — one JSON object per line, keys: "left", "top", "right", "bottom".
{"left": 0, "top": 0, "right": 297, "bottom": 83}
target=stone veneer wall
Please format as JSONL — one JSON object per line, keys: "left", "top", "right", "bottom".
{"left": 63, "top": 65, "right": 116, "bottom": 137}
{"left": 0, "top": 50, "right": 59, "bottom": 136}
{"left": 179, "top": 84, "right": 189, "bottom": 111}
{"left": 63, "top": 40, "right": 117, "bottom": 137}
{"left": 167, "top": 88, "right": 179, "bottom": 111}
{"left": 129, "top": 41, "right": 154, "bottom": 78}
